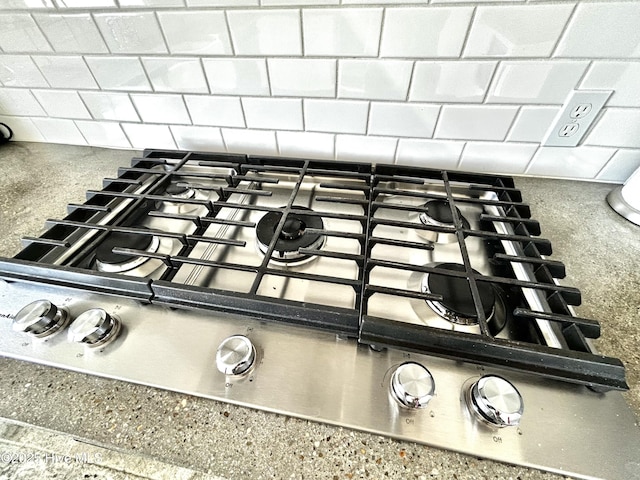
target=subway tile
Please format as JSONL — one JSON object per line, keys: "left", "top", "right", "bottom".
{"left": 158, "top": 11, "right": 231, "bottom": 55}
{"left": 580, "top": 62, "right": 640, "bottom": 108}
{"left": 409, "top": 61, "right": 495, "bottom": 103}
{"left": 486, "top": 61, "right": 588, "bottom": 104}
{"left": 122, "top": 123, "right": 176, "bottom": 150}
{"left": 335, "top": 134, "right": 396, "bottom": 163}
{"left": 303, "top": 9, "right": 382, "bottom": 57}
{"left": 120, "top": 0, "right": 184, "bottom": 6}
{"left": 0, "top": 0, "right": 54, "bottom": 8}
{"left": 94, "top": 12, "right": 167, "bottom": 54}
{"left": 31, "top": 117, "right": 86, "bottom": 145}
{"left": 597, "top": 150, "right": 640, "bottom": 183}
{"left": 0, "top": 88, "right": 46, "bottom": 116}
{"left": 506, "top": 106, "right": 560, "bottom": 143}
{"left": 435, "top": 105, "right": 518, "bottom": 141}
{"left": 222, "top": 128, "right": 277, "bottom": 156}
{"left": 79, "top": 91, "right": 139, "bottom": 122}
{"left": 203, "top": 58, "right": 269, "bottom": 96}
{"left": 56, "top": 0, "right": 115, "bottom": 6}
{"left": 170, "top": 125, "right": 225, "bottom": 152}
{"left": 277, "top": 131, "right": 334, "bottom": 160}
{"left": 242, "top": 97, "right": 302, "bottom": 131}
{"left": 555, "top": 2, "right": 640, "bottom": 58}
{"left": 585, "top": 109, "right": 640, "bottom": 149}
{"left": 34, "top": 13, "right": 107, "bottom": 54}
{"left": 268, "top": 59, "right": 335, "bottom": 97}
{"left": 459, "top": 142, "right": 538, "bottom": 175}
{"left": 396, "top": 139, "right": 464, "bottom": 169}
{"left": 464, "top": 4, "right": 573, "bottom": 57}
{"left": 0, "top": 115, "right": 44, "bottom": 142}
{"left": 184, "top": 95, "right": 245, "bottom": 128}
{"left": 368, "top": 103, "right": 439, "bottom": 138}
{"left": 304, "top": 99, "right": 368, "bottom": 135}
{"left": 75, "top": 120, "right": 130, "bottom": 148}
{"left": 227, "top": 10, "right": 301, "bottom": 56}
{"left": 0, "top": 14, "right": 51, "bottom": 53}
{"left": 526, "top": 146, "right": 616, "bottom": 179}
{"left": 32, "top": 89, "right": 91, "bottom": 119}
{"left": 131, "top": 94, "right": 190, "bottom": 125}
{"left": 142, "top": 58, "right": 208, "bottom": 94}
{"left": 34, "top": 55, "right": 98, "bottom": 89}
{"left": 85, "top": 57, "right": 151, "bottom": 91}
{"left": 0, "top": 55, "right": 48, "bottom": 88}
{"left": 187, "top": 0, "right": 256, "bottom": 5}
{"left": 343, "top": 0, "right": 422, "bottom": 3}
{"left": 338, "top": 60, "right": 412, "bottom": 101}
{"left": 381, "top": 7, "right": 472, "bottom": 58}
{"left": 264, "top": 0, "right": 336, "bottom": 4}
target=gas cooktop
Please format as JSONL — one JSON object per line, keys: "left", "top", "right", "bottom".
{"left": 0, "top": 150, "right": 638, "bottom": 480}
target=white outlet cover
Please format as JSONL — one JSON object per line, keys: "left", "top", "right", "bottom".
{"left": 542, "top": 90, "right": 613, "bottom": 147}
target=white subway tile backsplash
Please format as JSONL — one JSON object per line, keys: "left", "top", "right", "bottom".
{"left": 122, "top": 123, "right": 176, "bottom": 149}
{"left": 227, "top": 10, "right": 301, "bottom": 56}
{"left": 0, "top": 14, "right": 51, "bottom": 53}
{"left": 277, "top": 131, "right": 334, "bottom": 160}
{"left": 597, "top": 150, "right": 640, "bottom": 183}
{"left": 94, "top": 12, "right": 167, "bottom": 54}
{"left": 79, "top": 91, "right": 139, "bottom": 122}
{"left": 131, "top": 93, "right": 190, "bottom": 124}
{"left": 268, "top": 59, "right": 335, "bottom": 98}
{"left": 170, "top": 125, "right": 225, "bottom": 151}
{"left": 380, "top": 7, "right": 472, "bottom": 58}
{"left": 34, "top": 13, "right": 107, "bottom": 54}
{"left": 242, "top": 97, "right": 302, "bottom": 131}
{"left": 0, "top": 115, "right": 44, "bottom": 142}
{"left": 585, "top": 109, "right": 640, "bottom": 149}
{"left": 31, "top": 117, "right": 86, "bottom": 145}
{"left": 304, "top": 99, "right": 368, "bottom": 135}
{"left": 0, "top": 55, "right": 48, "bottom": 88}
{"left": 0, "top": 0, "right": 54, "bottom": 8}
{"left": 187, "top": 0, "right": 256, "bottom": 5}
{"left": 506, "top": 106, "right": 560, "bottom": 143}
{"left": 120, "top": 0, "right": 184, "bottom": 6}
{"left": 368, "top": 103, "right": 439, "bottom": 138}
{"left": 34, "top": 55, "right": 98, "bottom": 89}
{"left": 409, "top": 61, "right": 495, "bottom": 103}
{"left": 142, "top": 58, "right": 208, "bottom": 94}
{"left": 464, "top": 4, "right": 573, "bottom": 58}
{"left": 32, "top": 89, "right": 91, "bottom": 119}
{"left": 459, "top": 142, "right": 538, "bottom": 175}
{"left": 157, "top": 11, "right": 232, "bottom": 55}
{"left": 486, "top": 61, "right": 588, "bottom": 105}
{"left": 184, "top": 95, "right": 245, "bottom": 127}
{"left": 75, "top": 120, "right": 131, "bottom": 148}
{"left": 264, "top": 0, "right": 336, "bottom": 4}
{"left": 335, "top": 134, "right": 396, "bottom": 163}
{"left": 396, "top": 139, "right": 464, "bottom": 169}
{"left": 580, "top": 62, "right": 640, "bottom": 108}
{"left": 203, "top": 59, "right": 269, "bottom": 96}
{"left": 435, "top": 105, "right": 518, "bottom": 141}
{"left": 338, "top": 60, "right": 412, "bottom": 101}
{"left": 555, "top": 2, "right": 640, "bottom": 58}
{"left": 222, "top": 128, "right": 277, "bottom": 155}
{"left": 0, "top": 88, "right": 46, "bottom": 116}
{"left": 526, "top": 146, "right": 616, "bottom": 179}
{"left": 85, "top": 57, "right": 151, "bottom": 91}
{"left": 56, "top": 0, "right": 115, "bottom": 7}
{"left": 303, "top": 9, "right": 382, "bottom": 57}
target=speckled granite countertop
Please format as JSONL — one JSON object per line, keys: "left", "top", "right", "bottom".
{"left": 0, "top": 142, "right": 638, "bottom": 480}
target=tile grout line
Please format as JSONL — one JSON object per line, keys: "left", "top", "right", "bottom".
{"left": 458, "top": 5, "right": 477, "bottom": 59}
{"left": 594, "top": 149, "right": 620, "bottom": 179}
{"left": 550, "top": 2, "right": 579, "bottom": 59}
{"left": 223, "top": 10, "right": 236, "bottom": 56}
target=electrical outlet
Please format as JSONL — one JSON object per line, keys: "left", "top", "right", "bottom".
{"left": 542, "top": 90, "right": 613, "bottom": 147}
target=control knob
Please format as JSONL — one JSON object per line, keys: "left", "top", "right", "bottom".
{"left": 469, "top": 375, "right": 523, "bottom": 427}
{"left": 390, "top": 362, "right": 435, "bottom": 408}
{"left": 68, "top": 308, "right": 121, "bottom": 347}
{"left": 216, "top": 335, "right": 256, "bottom": 375}
{"left": 12, "top": 300, "right": 70, "bottom": 337}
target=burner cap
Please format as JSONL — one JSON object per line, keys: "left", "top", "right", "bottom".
{"left": 256, "top": 207, "right": 324, "bottom": 263}
{"left": 165, "top": 183, "right": 195, "bottom": 199}
{"left": 425, "top": 263, "right": 495, "bottom": 322}
{"left": 95, "top": 231, "right": 160, "bottom": 273}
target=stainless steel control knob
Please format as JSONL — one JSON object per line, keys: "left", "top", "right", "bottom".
{"left": 68, "top": 308, "right": 121, "bottom": 347}
{"left": 390, "top": 362, "right": 435, "bottom": 409}
{"left": 216, "top": 335, "right": 256, "bottom": 376}
{"left": 12, "top": 300, "right": 70, "bottom": 337}
{"left": 469, "top": 375, "right": 523, "bottom": 427}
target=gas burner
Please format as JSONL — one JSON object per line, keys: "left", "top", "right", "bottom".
{"left": 95, "top": 231, "right": 160, "bottom": 274}
{"left": 166, "top": 183, "right": 196, "bottom": 200}
{"left": 413, "top": 199, "right": 470, "bottom": 244}
{"left": 159, "top": 182, "right": 207, "bottom": 215}
{"left": 256, "top": 207, "right": 325, "bottom": 264}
